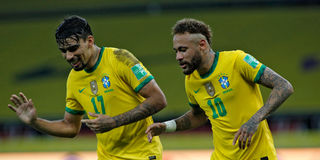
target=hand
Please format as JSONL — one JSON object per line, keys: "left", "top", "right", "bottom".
{"left": 81, "top": 112, "right": 116, "bottom": 133}
{"left": 233, "top": 119, "right": 259, "bottom": 149}
{"left": 8, "top": 92, "right": 37, "bottom": 125}
{"left": 145, "top": 123, "right": 166, "bottom": 143}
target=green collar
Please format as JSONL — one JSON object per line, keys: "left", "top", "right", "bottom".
{"left": 85, "top": 47, "right": 105, "bottom": 73}
{"left": 200, "top": 51, "right": 219, "bottom": 79}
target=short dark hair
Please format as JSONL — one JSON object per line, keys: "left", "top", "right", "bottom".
{"left": 55, "top": 15, "right": 93, "bottom": 45}
{"left": 172, "top": 18, "right": 212, "bottom": 45}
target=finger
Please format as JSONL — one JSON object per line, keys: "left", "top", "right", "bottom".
{"left": 28, "top": 99, "right": 34, "bottom": 108}
{"left": 238, "top": 132, "right": 245, "bottom": 149}
{"left": 247, "top": 134, "right": 253, "bottom": 148}
{"left": 242, "top": 135, "right": 247, "bottom": 149}
{"left": 233, "top": 130, "right": 241, "bottom": 145}
{"left": 147, "top": 132, "right": 153, "bottom": 143}
{"left": 145, "top": 125, "right": 153, "bottom": 133}
{"left": 12, "top": 94, "right": 23, "bottom": 105}
{"left": 19, "top": 92, "right": 28, "bottom": 103}
{"left": 10, "top": 95, "right": 20, "bottom": 106}
{"left": 81, "top": 119, "right": 91, "bottom": 123}
{"left": 88, "top": 112, "right": 99, "bottom": 117}
{"left": 8, "top": 104, "right": 17, "bottom": 112}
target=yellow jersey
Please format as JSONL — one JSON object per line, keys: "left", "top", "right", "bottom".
{"left": 186, "top": 50, "right": 277, "bottom": 160}
{"left": 65, "top": 47, "right": 162, "bottom": 160}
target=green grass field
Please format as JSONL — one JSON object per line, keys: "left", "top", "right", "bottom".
{"left": 1, "top": 131, "right": 320, "bottom": 152}
{"left": 1, "top": 7, "right": 320, "bottom": 120}
{"left": 1, "top": 4, "right": 319, "bottom": 153}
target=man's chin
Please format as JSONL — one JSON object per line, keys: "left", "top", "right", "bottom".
{"left": 72, "top": 65, "right": 86, "bottom": 71}
{"left": 183, "top": 68, "right": 195, "bottom": 75}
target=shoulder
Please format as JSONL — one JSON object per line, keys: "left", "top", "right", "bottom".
{"left": 109, "top": 48, "right": 139, "bottom": 67}
{"left": 219, "top": 50, "right": 246, "bottom": 58}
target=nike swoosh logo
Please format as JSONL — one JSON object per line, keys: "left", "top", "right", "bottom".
{"left": 79, "top": 88, "right": 86, "bottom": 93}
{"left": 193, "top": 88, "right": 200, "bottom": 94}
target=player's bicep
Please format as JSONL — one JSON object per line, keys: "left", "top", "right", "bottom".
{"left": 257, "top": 67, "right": 289, "bottom": 89}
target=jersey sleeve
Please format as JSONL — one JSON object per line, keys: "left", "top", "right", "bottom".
{"left": 235, "top": 50, "right": 266, "bottom": 83}
{"left": 113, "top": 49, "right": 154, "bottom": 93}
{"left": 65, "top": 75, "right": 85, "bottom": 115}
{"left": 185, "top": 77, "right": 200, "bottom": 108}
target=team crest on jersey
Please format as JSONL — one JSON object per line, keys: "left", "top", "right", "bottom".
{"left": 102, "top": 76, "right": 111, "bottom": 88}
{"left": 204, "top": 82, "right": 215, "bottom": 96}
{"left": 218, "top": 76, "right": 230, "bottom": 89}
{"left": 90, "top": 80, "right": 98, "bottom": 95}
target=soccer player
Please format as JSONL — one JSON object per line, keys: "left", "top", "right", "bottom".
{"left": 146, "top": 18, "right": 294, "bottom": 160}
{"left": 8, "top": 15, "right": 167, "bottom": 160}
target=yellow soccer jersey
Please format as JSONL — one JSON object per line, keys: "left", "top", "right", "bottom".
{"left": 65, "top": 47, "right": 162, "bottom": 160}
{"left": 186, "top": 50, "right": 277, "bottom": 160}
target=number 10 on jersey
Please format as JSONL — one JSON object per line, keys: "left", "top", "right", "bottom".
{"left": 207, "top": 97, "right": 227, "bottom": 119}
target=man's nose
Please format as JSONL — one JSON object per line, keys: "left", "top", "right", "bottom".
{"left": 66, "top": 51, "right": 74, "bottom": 61}
{"left": 176, "top": 52, "right": 183, "bottom": 61}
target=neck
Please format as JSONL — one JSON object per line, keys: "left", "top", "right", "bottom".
{"left": 197, "top": 49, "right": 215, "bottom": 75}
{"left": 86, "top": 45, "right": 101, "bottom": 69}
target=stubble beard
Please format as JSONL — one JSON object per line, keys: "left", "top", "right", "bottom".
{"left": 183, "top": 53, "right": 202, "bottom": 75}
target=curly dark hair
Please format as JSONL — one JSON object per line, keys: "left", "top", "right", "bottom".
{"left": 55, "top": 15, "right": 93, "bottom": 45}
{"left": 172, "top": 18, "right": 212, "bottom": 46}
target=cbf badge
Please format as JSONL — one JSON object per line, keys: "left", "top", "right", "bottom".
{"left": 90, "top": 80, "right": 98, "bottom": 95}
{"left": 102, "top": 76, "right": 111, "bottom": 88}
{"left": 219, "top": 76, "right": 230, "bottom": 89}
{"left": 204, "top": 82, "right": 215, "bottom": 96}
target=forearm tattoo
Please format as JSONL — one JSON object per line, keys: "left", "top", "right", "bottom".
{"left": 255, "top": 67, "right": 294, "bottom": 121}
{"left": 175, "top": 111, "right": 193, "bottom": 131}
{"left": 175, "top": 107, "right": 206, "bottom": 131}
{"left": 112, "top": 102, "right": 159, "bottom": 127}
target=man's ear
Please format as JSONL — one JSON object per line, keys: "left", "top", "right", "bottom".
{"left": 87, "top": 35, "right": 95, "bottom": 47}
{"left": 199, "top": 39, "right": 207, "bottom": 51}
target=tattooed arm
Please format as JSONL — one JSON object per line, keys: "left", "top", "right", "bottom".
{"left": 175, "top": 106, "right": 208, "bottom": 131}
{"left": 233, "top": 67, "right": 294, "bottom": 149}
{"left": 146, "top": 105, "right": 207, "bottom": 142}
{"left": 81, "top": 79, "right": 167, "bottom": 133}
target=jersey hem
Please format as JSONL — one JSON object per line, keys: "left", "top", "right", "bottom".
{"left": 188, "top": 102, "right": 200, "bottom": 108}
{"left": 65, "top": 106, "right": 86, "bottom": 115}
{"left": 134, "top": 75, "right": 154, "bottom": 92}
{"left": 254, "top": 64, "right": 266, "bottom": 83}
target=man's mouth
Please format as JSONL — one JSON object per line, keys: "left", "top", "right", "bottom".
{"left": 179, "top": 62, "right": 187, "bottom": 69}
{"left": 71, "top": 61, "right": 81, "bottom": 68}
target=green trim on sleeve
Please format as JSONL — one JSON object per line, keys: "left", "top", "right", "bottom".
{"left": 188, "top": 102, "right": 200, "bottom": 108}
{"left": 254, "top": 64, "right": 266, "bottom": 83}
{"left": 85, "top": 47, "right": 105, "bottom": 73}
{"left": 200, "top": 52, "right": 219, "bottom": 79}
{"left": 134, "top": 75, "right": 154, "bottom": 92}
{"left": 65, "top": 107, "right": 86, "bottom": 115}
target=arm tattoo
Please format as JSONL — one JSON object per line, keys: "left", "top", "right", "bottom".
{"left": 254, "top": 67, "right": 294, "bottom": 121}
{"left": 175, "top": 107, "right": 207, "bottom": 131}
{"left": 175, "top": 111, "right": 193, "bottom": 131}
{"left": 112, "top": 102, "right": 159, "bottom": 127}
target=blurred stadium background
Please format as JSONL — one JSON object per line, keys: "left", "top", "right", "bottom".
{"left": 1, "top": 0, "right": 320, "bottom": 159}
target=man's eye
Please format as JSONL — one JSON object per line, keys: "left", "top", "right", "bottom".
{"left": 59, "top": 48, "right": 67, "bottom": 53}
{"left": 68, "top": 45, "right": 79, "bottom": 52}
{"left": 179, "top": 48, "right": 186, "bottom": 52}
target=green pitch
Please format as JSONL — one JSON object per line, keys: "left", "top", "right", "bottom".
{"left": 1, "top": 131, "right": 320, "bottom": 152}
{"left": 1, "top": 7, "right": 320, "bottom": 120}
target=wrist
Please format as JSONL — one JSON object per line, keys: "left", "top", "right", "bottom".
{"left": 163, "top": 120, "right": 177, "bottom": 132}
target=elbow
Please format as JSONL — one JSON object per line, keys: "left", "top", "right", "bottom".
{"left": 155, "top": 94, "right": 167, "bottom": 112}
{"left": 66, "top": 133, "right": 77, "bottom": 138}
{"left": 158, "top": 96, "right": 167, "bottom": 110}
{"left": 286, "top": 81, "right": 294, "bottom": 96}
